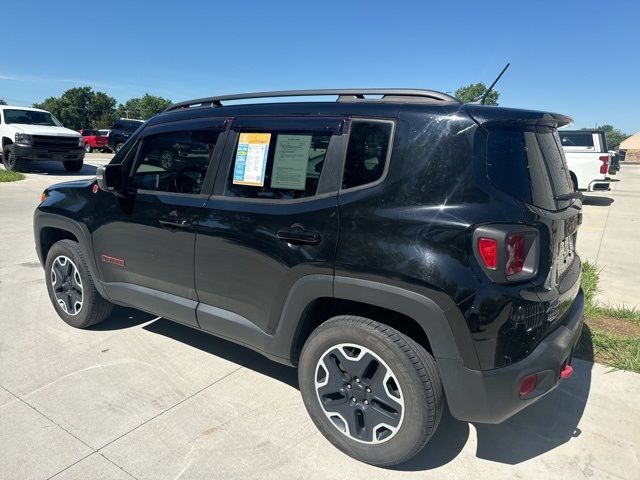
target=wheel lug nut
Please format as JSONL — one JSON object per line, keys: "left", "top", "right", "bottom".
{"left": 366, "top": 387, "right": 371, "bottom": 393}
{"left": 351, "top": 397, "right": 357, "bottom": 403}
{"left": 364, "top": 400, "right": 369, "bottom": 405}
{"left": 355, "top": 378, "right": 360, "bottom": 383}
{"left": 346, "top": 384, "right": 352, "bottom": 389}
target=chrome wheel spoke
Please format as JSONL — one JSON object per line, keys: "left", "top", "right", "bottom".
{"left": 314, "top": 343, "right": 404, "bottom": 444}
{"left": 50, "top": 256, "right": 83, "bottom": 316}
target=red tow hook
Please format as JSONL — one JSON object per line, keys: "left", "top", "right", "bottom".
{"left": 560, "top": 364, "right": 574, "bottom": 379}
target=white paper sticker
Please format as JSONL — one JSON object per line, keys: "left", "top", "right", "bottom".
{"left": 271, "top": 134, "right": 312, "bottom": 190}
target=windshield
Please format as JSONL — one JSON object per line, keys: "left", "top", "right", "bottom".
{"left": 4, "top": 109, "right": 62, "bottom": 127}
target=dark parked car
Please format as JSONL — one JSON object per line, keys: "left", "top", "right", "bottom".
{"left": 33, "top": 89, "right": 584, "bottom": 466}
{"left": 107, "top": 118, "right": 144, "bottom": 153}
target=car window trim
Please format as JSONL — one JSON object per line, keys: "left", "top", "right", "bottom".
{"left": 338, "top": 117, "right": 396, "bottom": 194}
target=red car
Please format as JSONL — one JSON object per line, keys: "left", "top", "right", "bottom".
{"left": 78, "top": 129, "right": 109, "bottom": 153}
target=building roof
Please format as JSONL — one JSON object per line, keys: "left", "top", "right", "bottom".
{"left": 620, "top": 131, "right": 640, "bottom": 150}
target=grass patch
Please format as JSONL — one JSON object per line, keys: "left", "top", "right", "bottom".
{"left": 581, "top": 261, "right": 640, "bottom": 322}
{"left": 576, "top": 261, "right": 640, "bottom": 372}
{"left": 0, "top": 169, "right": 25, "bottom": 182}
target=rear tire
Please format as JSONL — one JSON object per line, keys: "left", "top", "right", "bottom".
{"left": 45, "top": 239, "right": 113, "bottom": 328}
{"left": 298, "top": 315, "right": 443, "bottom": 466}
{"left": 63, "top": 160, "right": 83, "bottom": 172}
{"left": 2, "top": 145, "right": 24, "bottom": 172}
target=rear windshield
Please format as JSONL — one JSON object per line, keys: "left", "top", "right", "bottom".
{"left": 487, "top": 127, "right": 573, "bottom": 210}
{"left": 114, "top": 120, "right": 143, "bottom": 132}
{"left": 559, "top": 131, "right": 594, "bottom": 148}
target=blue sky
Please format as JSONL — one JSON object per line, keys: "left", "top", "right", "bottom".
{"left": 2, "top": 0, "right": 639, "bottom": 133}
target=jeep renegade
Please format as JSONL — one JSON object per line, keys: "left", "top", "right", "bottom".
{"left": 33, "top": 89, "right": 584, "bottom": 466}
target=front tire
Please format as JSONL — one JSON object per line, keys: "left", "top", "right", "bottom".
{"left": 298, "top": 316, "right": 443, "bottom": 466}
{"left": 84, "top": 143, "right": 92, "bottom": 153}
{"left": 2, "top": 145, "right": 24, "bottom": 172}
{"left": 63, "top": 160, "right": 83, "bottom": 172}
{"left": 45, "top": 239, "right": 113, "bottom": 328}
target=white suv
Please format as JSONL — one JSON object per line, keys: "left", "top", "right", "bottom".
{"left": 0, "top": 106, "right": 84, "bottom": 172}
{"left": 558, "top": 130, "right": 610, "bottom": 191}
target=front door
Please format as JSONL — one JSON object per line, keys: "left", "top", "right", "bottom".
{"left": 194, "top": 116, "right": 345, "bottom": 338}
{"left": 92, "top": 117, "right": 227, "bottom": 326}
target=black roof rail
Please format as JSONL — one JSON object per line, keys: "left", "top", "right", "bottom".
{"left": 163, "top": 88, "right": 459, "bottom": 112}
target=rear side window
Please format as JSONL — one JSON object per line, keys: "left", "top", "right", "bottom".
{"left": 225, "top": 131, "right": 331, "bottom": 200}
{"left": 487, "top": 127, "right": 573, "bottom": 210}
{"left": 559, "top": 132, "right": 594, "bottom": 148}
{"left": 342, "top": 121, "right": 393, "bottom": 189}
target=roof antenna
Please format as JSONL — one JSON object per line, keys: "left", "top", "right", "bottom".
{"left": 477, "top": 63, "right": 510, "bottom": 104}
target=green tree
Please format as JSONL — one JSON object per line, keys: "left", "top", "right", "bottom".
{"left": 116, "top": 93, "right": 172, "bottom": 120}
{"left": 455, "top": 82, "right": 500, "bottom": 105}
{"left": 582, "top": 124, "right": 629, "bottom": 150}
{"left": 33, "top": 86, "right": 117, "bottom": 130}
{"left": 0, "top": 98, "right": 7, "bottom": 105}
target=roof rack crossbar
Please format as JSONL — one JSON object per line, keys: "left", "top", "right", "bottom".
{"left": 163, "top": 89, "right": 458, "bottom": 112}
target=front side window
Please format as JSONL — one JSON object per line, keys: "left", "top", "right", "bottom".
{"left": 4, "top": 109, "right": 62, "bottom": 127}
{"left": 132, "top": 129, "right": 220, "bottom": 194}
{"left": 225, "top": 131, "right": 331, "bottom": 199}
{"left": 342, "top": 121, "right": 393, "bottom": 189}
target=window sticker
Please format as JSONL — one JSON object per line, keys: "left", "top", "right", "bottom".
{"left": 233, "top": 133, "right": 271, "bottom": 186}
{"left": 271, "top": 134, "right": 312, "bottom": 190}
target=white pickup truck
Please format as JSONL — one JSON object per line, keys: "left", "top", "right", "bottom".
{"left": 558, "top": 129, "right": 610, "bottom": 191}
{"left": 0, "top": 105, "right": 84, "bottom": 172}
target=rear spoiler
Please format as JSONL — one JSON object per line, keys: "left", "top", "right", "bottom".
{"left": 465, "top": 104, "right": 572, "bottom": 129}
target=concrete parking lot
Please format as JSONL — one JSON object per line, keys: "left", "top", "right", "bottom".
{"left": 1, "top": 157, "right": 639, "bottom": 480}
{"left": 578, "top": 165, "right": 640, "bottom": 307}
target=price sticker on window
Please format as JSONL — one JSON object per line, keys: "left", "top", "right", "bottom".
{"left": 233, "top": 133, "right": 271, "bottom": 186}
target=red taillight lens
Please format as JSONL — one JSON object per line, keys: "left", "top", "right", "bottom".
{"left": 477, "top": 237, "right": 497, "bottom": 269}
{"left": 599, "top": 155, "right": 609, "bottom": 174}
{"left": 506, "top": 233, "right": 525, "bottom": 276}
{"left": 519, "top": 373, "right": 538, "bottom": 397}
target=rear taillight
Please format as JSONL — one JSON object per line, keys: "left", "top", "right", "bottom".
{"left": 473, "top": 225, "right": 540, "bottom": 283}
{"left": 599, "top": 155, "right": 609, "bottom": 174}
{"left": 477, "top": 238, "right": 497, "bottom": 269}
{"left": 506, "top": 233, "right": 524, "bottom": 276}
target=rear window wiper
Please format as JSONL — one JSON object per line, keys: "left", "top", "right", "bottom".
{"left": 555, "top": 192, "right": 583, "bottom": 201}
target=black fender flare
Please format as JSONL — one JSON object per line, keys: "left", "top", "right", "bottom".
{"left": 267, "top": 274, "right": 479, "bottom": 369}
{"left": 33, "top": 210, "right": 110, "bottom": 300}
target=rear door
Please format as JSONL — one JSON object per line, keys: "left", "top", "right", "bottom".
{"left": 194, "top": 116, "right": 345, "bottom": 338}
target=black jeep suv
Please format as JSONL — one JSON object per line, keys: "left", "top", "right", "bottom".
{"left": 33, "top": 89, "right": 584, "bottom": 466}
{"left": 107, "top": 118, "right": 144, "bottom": 153}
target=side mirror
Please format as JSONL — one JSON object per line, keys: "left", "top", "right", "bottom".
{"left": 96, "top": 164, "right": 127, "bottom": 194}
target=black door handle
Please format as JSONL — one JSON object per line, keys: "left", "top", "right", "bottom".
{"left": 159, "top": 217, "right": 191, "bottom": 229}
{"left": 277, "top": 227, "right": 321, "bottom": 246}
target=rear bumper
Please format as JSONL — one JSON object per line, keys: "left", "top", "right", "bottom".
{"left": 438, "top": 288, "right": 584, "bottom": 423}
{"left": 13, "top": 144, "right": 85, "bottom": 162}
